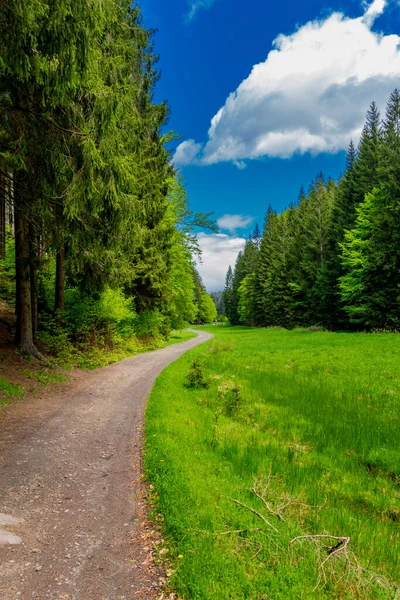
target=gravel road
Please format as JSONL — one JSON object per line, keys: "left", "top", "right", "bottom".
{"left": 0, "top": 330, "right": 212, "bottom": 600}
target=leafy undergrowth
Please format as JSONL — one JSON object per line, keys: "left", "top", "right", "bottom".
{"left": 0, "top": 328, "right": 196, "bottom": 413}
{"left": 0, "top": 376, "right": 24, "bottom": 407}
{"left": 145, "top": 326, "right": 400, "bottom": 600}
{"left": 39, "top": 329, "right": 197, "bottom": 370}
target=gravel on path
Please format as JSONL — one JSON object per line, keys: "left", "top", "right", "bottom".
{"left": 0, "top": 330, "right": 212, "bottom": 600}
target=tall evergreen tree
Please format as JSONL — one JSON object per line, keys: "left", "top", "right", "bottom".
{"left": 354, "top": 102, "right": 382, "bottom": 202}
{"left": 223, "top": 265, "right": 234, "bottom": 323}
{"left": 229, "top": 252, "right": 246, "bottom": 325}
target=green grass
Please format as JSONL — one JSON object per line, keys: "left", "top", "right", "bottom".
{"left": 40, "top": 328, "right": 197, "bottom": 370}
{"left": 145, "top": 326, "right": 400, "bottom": 600}
{"left": 21, "top": 367, "right": 69, "bottom": 385}
{"left": 161, "top": 329, "right": 198, "bottom": 348}
{"left": 0, "top": 376, "right": 24, "bottom": 406}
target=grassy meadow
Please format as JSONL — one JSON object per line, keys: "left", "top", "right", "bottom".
{"left": 145, "top": 326, "right": 400, "bottom": 599}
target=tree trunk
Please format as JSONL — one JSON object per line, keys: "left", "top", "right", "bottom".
{"left": 6, "top": 172, "right": 14, "bottom": 234}
{"left": 14, "top": 202, "right": 43, "bottom": 359}
{"left": 29, "top": 226, "right": 38, "bottom": 340}
{"left": 55, "top": 246, "right": 65, "bottom": 325}
{"left": 0, "top": 172, "right": 5, "bottom": 259}
{"left": 31, "top": 260, "right": 38, "bottom": 341}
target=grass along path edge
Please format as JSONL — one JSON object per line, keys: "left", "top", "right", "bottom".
{"left": 144, "top": 326, "right": 400, "bottom": 600}
{"left": 0, "top": 329, "right": 198, "bottom": 411}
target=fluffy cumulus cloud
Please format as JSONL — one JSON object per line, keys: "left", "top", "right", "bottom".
{"left": 175, "top": 0, "right": 400, "bottom": 165}
{"left": 172, "top": 140, "right": 202, "bottom": 166}
{"left": 196, "top": 233, "right": 246, "bottom": 291}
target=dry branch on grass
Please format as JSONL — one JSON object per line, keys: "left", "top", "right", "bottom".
{"left": 249, "top": 472, "right": 325, "bottom": 523}
{"left": 215, "top": 527, "right": 261, "bottom": 536}
{"left": 290, "top": 533, "right": 399, "bottom": 596}
{"left": 231, "top": 498, "right": 279, "bottom": 533}
{"left": 229, "top": 474, "right": 399, "bottom": 598}
{"left": 230, "top": 473, "right": 325, "bottom": 535}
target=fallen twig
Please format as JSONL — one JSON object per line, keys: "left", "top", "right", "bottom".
{"left": 231, "top": 498, "right": 279, "bottom": 533}
{"left": 215, "top": 528, "right": 261, "bottom": 536}
{"left": 290, "top": 533, "right": 399, "bottom": 595}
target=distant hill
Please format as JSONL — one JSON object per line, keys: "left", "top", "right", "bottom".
{"left": 210, "top": 292, "right": 224, "bottom": 316}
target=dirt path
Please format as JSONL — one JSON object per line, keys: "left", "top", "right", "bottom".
{"left": 0, "top": 330, "right": 212, "bottom": 600}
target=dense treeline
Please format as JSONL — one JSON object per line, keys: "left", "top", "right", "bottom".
{"left": 224, "top": 92, "right": 400, "bottom": 330}
{"left": 0, "top": 0, "right": 216, "bottom": 359}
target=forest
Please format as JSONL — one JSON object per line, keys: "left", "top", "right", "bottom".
{"left": 0, "top": 1, "right": 217, "bottom": 361}
{"left": 223, "top": 95, "right": 400, "bottom": 331}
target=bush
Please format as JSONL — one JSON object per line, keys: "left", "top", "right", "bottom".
{"left": 61, "top": 287, "right": 136, "bottom": 346}
{"left": 186, "top": 358, "right": 209, "bottom": 388}
{"left": 133, "top": 310, "right": 170, "bottom": 339}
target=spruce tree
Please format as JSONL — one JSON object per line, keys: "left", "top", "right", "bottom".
{"left": 0, "top": 0, "right": 105, "bottom": 355}
{"left": 223, "top": 266, "right": 234, "bottom": 323}
{"left": 354, "top": 102, "right": 382, "bottom": 203}
{"left": 229, "top": 252, "right": 246, "bottom": 325}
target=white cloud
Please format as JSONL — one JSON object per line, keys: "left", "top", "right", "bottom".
{"left": 172, "top": 139, "right": 202, "bottom": 166}
{"left": 187, "top": 0, "right": 218, "bottom": 21}
{"left": 217, "top": 213, "right": 254, "bottom": 233}
{"left": 174, "top": 0, "right": 400, "bottom": 166}
{"left": 196, "top": 233, "right": 245, "bottom": 291}
{"left": 363, "top": 0, "right": 387, "bottom": 25}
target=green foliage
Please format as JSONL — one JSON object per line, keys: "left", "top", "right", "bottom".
{"left": 134, "top": 310, "right": 170, "bottom": 339}
{"left": 0, "top": 376, "right": 23, "bottom": 405}
{"left": 223, "top": 265, "right": 234, "bottom": 322}
{"left": 340, "top": 186, "right": 400, "bottom": 327}
{"left": 237, "top": 273, "right": 257, "bottom": 325}
{"left": 22, "top": 368, "right": 68, "bottom": 385}
{"left": 36, "top": 284, "right": 187, "bottom": 367}
{"left": 218, "top": 381, "right": 242, "bottom": 417}
{"left": 197, "top": 291, "right": 217, "bottom": 324}
{"left": 167, "top": 235, "right": 198, "bottom": 329}
{"left": 0, "top": 231, "right": 15, "bottom": 301}
{"left": 145, "top": 326, "right": 400, "bottom": 599}
{"left": 210, "top": 291, "right": 224, "bottom": 316}
{"left": 0, "top": 1, "right": 214, "bottom": 358}
{"left": 223, "top": 93, "right": 400, "bottom": 331}
{"left": 192, "top": 268, "right": 217, "bottom": 324}
{"left": 186, "top": 358, "right": 209, "bottom": 389}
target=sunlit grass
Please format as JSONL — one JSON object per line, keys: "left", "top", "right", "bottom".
{"left": 145, "top": 326, "right": 400, "bottom": 599}
{"left": 0, "top": 376, "right": 24, "bottom": 406}
{"left": 42, "top": 328, "right": 197, "bottom": 370}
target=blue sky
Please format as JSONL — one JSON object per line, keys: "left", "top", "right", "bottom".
{"left": 140, "top": 0, "right": 400, "bottom": 290}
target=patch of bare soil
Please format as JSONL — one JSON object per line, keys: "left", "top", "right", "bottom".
{"left": 0, "top": 330, "right": 212, "bottom": 600}
{"left": 0, "top": 301, "right": 56, "bottom": 397}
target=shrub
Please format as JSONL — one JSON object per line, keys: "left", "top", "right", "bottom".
{"left": 186, "top": 358, "right": 209, "bottom": 388}
{"left": 134, "top": 310, "right": 170, "bottom": 339}
{"left": 218, "top": 381, "right": 242, "bottom": 416}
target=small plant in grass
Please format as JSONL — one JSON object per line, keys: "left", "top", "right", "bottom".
{"left": 218, "top": 381, "right": 242, "bottom": 416}
{"left": 145, "top": 326, "right": 400, "bottom": 599}
{"left": 208, "top": 340, "right": 237, "bottom": 353}
{"left": 211, "top": 408, "right": 223, "bottom": 447}
{"left": 186, "top": 358, "right": 209, "bottom": 388}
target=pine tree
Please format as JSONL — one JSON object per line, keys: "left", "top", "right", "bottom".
{"left": 380, "top": 89, "right": 400, "bottom": 197}
{"left": 229, "top": 252, "right": 246, "bottom": 325}
{"left": 256, "top": 206, "right": 276, "bottom": 325}
{"left": 298, "top": 175, "right": 335, "bottom": 323}
{"left": 354, "top": 102, "right": 382, "bottom": 203}
{"left": 0, "top": 0, "right": 106, "bottom": 356}
{"left": 223, "top": 266, "right": 234, "bottom": 322}
{"left": 339, "top": 188, "right": 398, "bottom": 327}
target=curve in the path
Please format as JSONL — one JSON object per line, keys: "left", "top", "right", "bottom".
{"left": 0, "top": 329, "right": 212, "bottom": 600}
